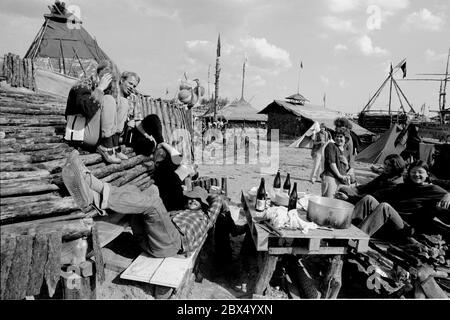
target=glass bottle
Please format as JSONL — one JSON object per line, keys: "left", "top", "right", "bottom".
{"left": 273, "top": 170, "right": 281, "bottom": 194}
{"left": 283, "top": 173, "right": 291, "bottom": 194}
{"left": 255, "top": 178, "right": 266, "bottom": 212}
{"left": 288, "top": 182, "right": 298, "bottom": 211}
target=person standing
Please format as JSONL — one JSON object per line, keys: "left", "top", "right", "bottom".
{"left": 321, "top": 127, "right": 352, "bottom": 197}
{"left": 310, "top": 123, "right": 331, "bottom": 183}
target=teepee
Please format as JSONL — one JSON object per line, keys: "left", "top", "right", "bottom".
{"left": 24, "top": 1, "right": 110, "bottom": 79}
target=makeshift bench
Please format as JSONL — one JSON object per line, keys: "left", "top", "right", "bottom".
{"left": 95, "top": 176, "right": 228, "bottom": 299}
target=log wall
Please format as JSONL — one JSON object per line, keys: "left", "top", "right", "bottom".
{"left": 0, "top": 86, "right": 194, "bottom": 300}
{"left": 1, "top": 53, "right": 35, "bottom": 91}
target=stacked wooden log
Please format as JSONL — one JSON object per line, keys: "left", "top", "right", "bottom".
{"left": 347, "top": 233, "right": 450, "bottom": 298}
{"left": 0, "top": 87, "right": 194, "bottom": 299}
{"left": 2, "top": 53, "right": 35, "bottom": 90}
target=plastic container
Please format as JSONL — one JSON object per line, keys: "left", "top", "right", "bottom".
{"left": 307, "top": 196, "right": 354, "bottom": 229}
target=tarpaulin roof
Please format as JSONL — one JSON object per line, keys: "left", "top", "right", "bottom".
{"left": 202, "top": 98, "right": 267, "bottom": 122}
{"left": 25, "top": 14, "right": 109, "bottom": 61}
{"left": 259, "top": 100, "right": 373, "bottom": 136}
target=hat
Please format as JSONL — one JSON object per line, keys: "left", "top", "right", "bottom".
{"left": 183, "top": 186, "right": 209, "bottom": 206}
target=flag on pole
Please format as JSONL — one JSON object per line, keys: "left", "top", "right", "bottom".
{"left": 217, "top": 34, "right": 221, "bottom": 57}
{"left": 395, "top": 59, "right": 407, "bottom": 78}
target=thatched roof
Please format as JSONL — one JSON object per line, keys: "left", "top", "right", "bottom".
{"left": 285, "top": 93, "right": 309, "bottom": 103}
{"left": 259, "top": 100, "right": 373, "bottom": 136}
{"left": 202, "top": 98, "right": 267, "bottom": 122}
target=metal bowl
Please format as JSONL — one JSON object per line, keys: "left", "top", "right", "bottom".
{"left": 307, "top": 196, "right": 354, "bottom": 229}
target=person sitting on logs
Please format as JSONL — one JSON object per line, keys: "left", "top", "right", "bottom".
{"left": 64, "top": 61, "right": 136, "bottom": 164}
{"left": 111, "top": 71, "right": 141, "bottom": 160}
{"left": 321, "top": 127, "right": 352, "bottom": 198}
{"left": 129, "top": 114, "right": 195, "bottom": 211}
{"left": 335, "top": 154, "right": 406, "bottom": 204}
{"left": 61, "top": 150, "right": 240, "bottom": 258}
{"left": 352, "top": 160, "right": 449, "bottom": 238}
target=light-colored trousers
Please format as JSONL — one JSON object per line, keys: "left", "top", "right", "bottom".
{"left": 84, "top": 95, "right": 129, "bottom": 147}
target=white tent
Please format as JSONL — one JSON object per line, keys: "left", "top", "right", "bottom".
{"left": 289, "top": 122, "right": 321, "bottom": 148}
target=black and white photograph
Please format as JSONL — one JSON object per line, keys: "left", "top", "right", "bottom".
{"left": 0, "top": 0, "right": 449, "bottom": 306}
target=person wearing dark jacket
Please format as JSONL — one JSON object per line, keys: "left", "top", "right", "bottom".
{"left": 352, "top": 160, "right": 449, "bottom": 237}
{"left": 336, "top": 154, "right": 406, "bottom": 204}
{"left": 65, "top": 60, "right": 133, "bottom": 164}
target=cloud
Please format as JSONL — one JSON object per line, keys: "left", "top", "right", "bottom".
{"left": 334, "top": 44, "right": 348, "bottom": 53}
{"left": 404, "top": 8, "right": 445, "bottom": 31}
{"left": 320, "top": 76, "right": 330, "bottom": 86}
{"left": 0, "top": 0, "right": 47, "bottom": 18}
{"left": 326, "top": 0, "right": 360, "bottom": 12}
{"left": 425, "top": 49, "right": 448, "bottom": 62}
{"left": 355, "top": 35, "right": 389, "bottom": 56}
{"left": 322, "top": 16, "right": 357, "bottom": 33}
{"left": 367, "top": 0, "right": 410, "bottom": 12}
{"left": 240, "top": 37, "right": 292, "bottom": 71}
{"left": 326, "top": 0, "right": 409, "bottom": 13}
{"left": 339, "top": 80, "right": 350, "bottom": 88}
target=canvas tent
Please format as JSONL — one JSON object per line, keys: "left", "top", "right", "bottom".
{"left": 289, "top": 121, "right": 322, "bottom": 148}
{"left": 25, "top": 1, "right": 110, "bottom": 79}
{"left": 355, "top": 124, "right": 406, "bottom": 164}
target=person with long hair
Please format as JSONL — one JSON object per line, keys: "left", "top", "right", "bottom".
{"left": 352, "top": 160, "right": 449, "bottom": 237}
{"left": 321, "top": 127, "right": 352, "bottom": 197}
{"left": 335, "top": 154, "right": 406, "bottom": 204}
{"left": 65, "top": 60, "right": 133, "bottom": 164}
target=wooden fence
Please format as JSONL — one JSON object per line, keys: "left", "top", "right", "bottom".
{"left": 1, "top": 53, "right": 35, "bottom": 90}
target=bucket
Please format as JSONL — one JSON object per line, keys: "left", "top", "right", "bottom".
{"left": 307, "top": 196, "right": 354, "bottom": 229}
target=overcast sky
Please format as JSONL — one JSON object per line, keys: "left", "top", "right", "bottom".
{"left": 0, "top": 0, "right": 449, "bottom": 115}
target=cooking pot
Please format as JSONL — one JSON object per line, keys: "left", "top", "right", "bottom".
{"left": 307, "top": 196, "right": 354, "bottom": 229}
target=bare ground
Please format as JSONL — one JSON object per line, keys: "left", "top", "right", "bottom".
{"left": 97, "top": 140, "right": 374, "bottom": 300}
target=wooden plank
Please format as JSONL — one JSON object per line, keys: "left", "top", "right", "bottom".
{"left": 44, "top": 231, "right": 62, "bottom": 298}
{"left": 120, "top": 253, "right": 164, "bottom": 283}
{"left": 269, "top": 247, "right": 347, "bottom": 255}
{"left": 150, "top": 254, "right": 195, "bottom": 288}
{"left": 4, "top": 234, "right": 34, "bottom": 300}
{"left": 26, "top": 234, "right": 49, "bottom": 296}
{"left": 0, "top": 236, "right": 16, "bottom": 299}
{"left": 91, "top": 224, "right": 105, "bottom": 284}
{"left": 308, "top": 238, "right": 321, "bottom": 252}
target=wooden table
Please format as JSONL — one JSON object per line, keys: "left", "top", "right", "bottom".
{"left": 241, "top": 192, "right": 370, "bottom": 299}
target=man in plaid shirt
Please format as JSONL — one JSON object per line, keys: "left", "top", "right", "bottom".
{"left": 62, "top": 150, "right": 230, "bottom": 258}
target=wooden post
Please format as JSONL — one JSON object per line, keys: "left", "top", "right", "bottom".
{"left": 234, "top": 135, "right": 238, "bottom": 164}
{"left": 221, "top": 177, "right": 228, "bottom": 196}
{"left": 245, "top": 136, "right": 249, "bottom": 164}
{"left": 222, "top": 136, "right": 227, "bottom": 165}
{"left": 257, "top": 128, "right": 260, "bottom": 163}
{"left": 18, "top": 56, "right": 23, "bottom": 88}
{"left": 321, "top": 255, "right": 343, "bottom": 299}
{"left": 252, "top": 253, "right": 278, "bottom": 296}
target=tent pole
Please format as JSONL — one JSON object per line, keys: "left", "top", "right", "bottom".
{"left": 393, "top": 78, "right": 416, "bottom": 114}
{"left": 27, "top": 18, "right": 49, "bottom": 59}
{"left": 361, "top": 75, "right": 390, "bottom": 113}
{"left": 59, "top": 38, "right": 66, "bottom": 75}
{"left": 72, "top": 47, "right": 86, "bottom": 76}
{"left": 388, "top": 65, "right": 394, "bottom": 124}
